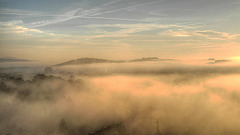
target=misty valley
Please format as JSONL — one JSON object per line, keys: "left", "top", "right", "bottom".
{"left": 1, "top": 0, "right": 240, "bottom": 134}
{"left": 1, "top": 60, "right": 240, "bottom": 135}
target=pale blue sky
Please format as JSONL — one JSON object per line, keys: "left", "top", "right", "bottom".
{"left": 0, "top": 0, "right": 240, "bottom": 63}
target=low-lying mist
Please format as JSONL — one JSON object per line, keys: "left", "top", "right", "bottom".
{"left": 1, "top": 63, "right": 240, "bottom": 135}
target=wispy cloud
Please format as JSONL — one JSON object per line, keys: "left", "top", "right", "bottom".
{"left": 0, "top": 22, "right": 54, "bottom": 36}
{"left": 30, "top": 16, "right": 152, "bottom": 28}
{"left": 28, "top": 0, "right": 166, "bottom": 28}
{"left": 27, "top": 1, "right": 122, "bottom": 28}
{"left": 77, "top": 23, "right": 181, "bottom": 39}
{"left": 87, "top": 0, "right": 164, "bottom": 17}
{"left": 166, "top": 29, "right": 240, "bottom": 41}
{"left": 0, "top": 8, "right": 46, "bottom": 16}
{"left": 195, "top": 30, "right": 240, "bottom": 40}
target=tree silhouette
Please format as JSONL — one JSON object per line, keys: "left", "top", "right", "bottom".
{"left": 59, "top": 119, "right": 68, "bottom": 135}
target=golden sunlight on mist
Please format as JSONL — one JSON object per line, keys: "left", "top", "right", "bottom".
{"left": 91, "top": 75, "right": 205, "bottom": 97}
{"left": 1, "top": 65, "right": 240, "bottom": 135}
{"left": 231, "top": 57, "right": 240, "bottom": 63}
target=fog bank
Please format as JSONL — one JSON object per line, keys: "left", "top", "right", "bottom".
{"left": 1, "top": 64, "right": 240, "bottom": 135}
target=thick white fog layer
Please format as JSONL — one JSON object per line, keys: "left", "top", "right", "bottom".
{"left": 1, "top": 63, "right": 240, "bottom": 135}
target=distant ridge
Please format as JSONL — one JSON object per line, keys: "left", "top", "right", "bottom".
{"left": 54, "top": 57, "right": 175, "bottom": 67}
{"left": 129, "top": 57, "right": 159, "bottom": 62}
{"left": 54, "top": 58, "right": 125, "bottom": 67}
{"left": 0, "top": 57, "right": 33, "bottom": 63}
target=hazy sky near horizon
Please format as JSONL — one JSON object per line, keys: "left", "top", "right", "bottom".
{"left": 0, "top": 0, "right": 240, "bottom": 64}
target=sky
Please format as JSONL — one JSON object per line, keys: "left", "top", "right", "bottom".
{"left": 0, "top": 0, "right": 240, "bottom": 64}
